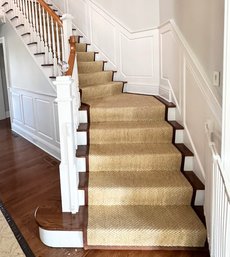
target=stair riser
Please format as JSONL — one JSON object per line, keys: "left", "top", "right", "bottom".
{"left": 79, "top": 71, "right": 113, "bottom": 86}
{"left": 81, "top": 83, "right": 123, "bottom": 102}
{"left": 27, "top": 44, "right": 38, "bottom": 54}
{"left": 78, "top": 62, "right": 104, "bottom": 74}
{"left": 88, "top": 188, "right": 192, "bottom": 206}
{"left": 76, "top": 155, "right": 193, "bottom": 173}
{"left": 88, "top": 155, "right": 181, "bottom": 172}
{"left": 89, "top": 127, "right": 172, "bottom": 144}
{"left": 79, "top": 110, "right": 88, "bottom": 123}
{"left": 77, "top": 52, "right": 95, "bottom": 62}
{"left": 76, "top": 128, "right": 184, "bottom": 145}
{"left": 89, "top": 108, "right": 165, "bottom": 122}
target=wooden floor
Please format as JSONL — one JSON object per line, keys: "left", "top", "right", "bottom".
{"left": 0, "top": 118, "right": 210, "bottom": 257}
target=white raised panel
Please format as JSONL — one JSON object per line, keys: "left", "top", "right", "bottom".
{"left": 120, "top": 34, "right": 153, "bottom": 77}
{"left": 11, "top": 92, "right": 23, "bottom": 123}
{"left": 91, "top": 9, "right": 116, "bottom": 64}
{"left": 22, "top": 95, "right": 35, "bottom": 130}
{"left": 35, "top": 99, "right": 54, "bottom": 140}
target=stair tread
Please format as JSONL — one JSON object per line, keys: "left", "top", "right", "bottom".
{"left": 89, "top": 120, "right": 173, "bottom": 144}
{"left": 89, "top": 142, "right": 180, "bottom": 155}
{"left": 87, "top": 205, "right": 206, "bottom": 247}
{"left": 89, "top": 170, "right": 191, "bottom": 188}
{"left": 88, "top": 93, "right": 163, "bottom": 108}
{"left": 88, "top": 171, "right": 193, "bottom": 206}
{"left": 90, "top": 120, "right": 172, "bottom": 129}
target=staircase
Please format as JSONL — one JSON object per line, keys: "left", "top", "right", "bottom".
{"left": 2, "top": 0, "right": 208, "bottom": 251}
{"left": 75, "top": 49, "right": 206, "bottom": 248}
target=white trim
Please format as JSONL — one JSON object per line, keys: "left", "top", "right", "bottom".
{"left": 12, "top": 122, "right": 60, "bottom": 159}
{"left": 39, "top": 227, "right": 83, "bottom": 248}
{"left": 124, "top": 84, "right": 159, "bottom": 96}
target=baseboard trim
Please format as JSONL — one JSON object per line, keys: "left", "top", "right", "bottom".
{"left": 12, "top": 122, "right": 60, "bottom": 160}
{"left": 123, "top": 84, "right": 159, "bottom": 96}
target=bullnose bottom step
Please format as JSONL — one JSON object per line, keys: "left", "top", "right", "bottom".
{"left": 86, "top": 205, "right": 207, "bottom": 249}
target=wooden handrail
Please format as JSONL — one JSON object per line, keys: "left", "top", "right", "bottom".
{"left": 37, "top": 0, "right": 62, "bottom": 27}
{"left": 65, "top": 36, "right": 77, "bottom": 76}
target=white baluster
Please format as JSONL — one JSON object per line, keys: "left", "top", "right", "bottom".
{"left": 22, "top": 0, "right": 25, "bottom": 17}
{"left": 46, "top": 12, "right": 52, "bottom": 63}
{"left": 51, "top": 17, "right": 57, "bottom": 75}
{"left": 56, "top": 22, "right": 61, "bottom": 64}
{"left": 28, "top": 0, "right": 31, "bottom": 23}
{"left": 61, "top": 27, "right": 65, "bottom": 64}
{"left": 38, "top": 2, "right": 44, "bottom": 52}
{"left": 25, "top": 0, "right": 28, "bottom": 20}
{"left": 42, "top": 7, "right": 48, "bottom": 63}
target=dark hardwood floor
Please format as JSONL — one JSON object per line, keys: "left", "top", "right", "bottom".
{"left": 0, "top": 118, "right": 210, "bottom": 257}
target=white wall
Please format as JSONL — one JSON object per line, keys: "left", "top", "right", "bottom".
{"left": 53, "top": 0, "right": 159, "bottom": 32}
{"left": 52, "top": 0, "right": 160, "bottom": 95}
{"left": 0, "top": 21, "right": 55, "bottom": 96}
{"left": 159, "top": 0, "right": 224, "bottom": 104}
{"left": 159, "top": 21, "right": 222, "bottom": 182}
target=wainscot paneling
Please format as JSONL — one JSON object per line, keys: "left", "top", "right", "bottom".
{"left": 159, "top": 20, "right": 222, "bottom": 182}
{"left": 9, "top": 88, "right": 60, "bottom": 159}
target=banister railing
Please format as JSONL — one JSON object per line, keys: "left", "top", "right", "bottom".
{"left": 205, "top": 123, "right": 230, "bottom": 257}
{"left": 12, "top": 0, "right": 70, "bottom": 75}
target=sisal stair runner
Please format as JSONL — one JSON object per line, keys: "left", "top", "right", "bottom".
{"left": 76, "top": 41, "right": 206, "bottom": 248}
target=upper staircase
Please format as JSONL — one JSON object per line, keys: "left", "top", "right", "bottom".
{"left": 2, "top": 0, "right": 208, "bottom": 252}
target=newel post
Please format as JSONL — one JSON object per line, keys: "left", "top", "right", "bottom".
{"left": 53, "top": 76, "right": 79, "bottom": 214}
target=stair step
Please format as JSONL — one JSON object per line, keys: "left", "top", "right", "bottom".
{"left": 81, "top": 82, "right": 123, "bottom": 102}
{"left": 88, "top": 93, "right": 166, "bottom": 122}
{"left": 77, "top": 52, "right": 96, "bottom": 62}
{"left": 76, "top": 43, "right": 87, "bottom": 52}
{"left": 89, "top": 120, "right": 173, "bottom": 144}
{"left": 79, "top": 71, "right": 113, "bottom": 86}
{"left": 88, "top": 171, "right": 192, "bottom": 206}
{"left": 88, "top": 143, "right": 181, "bottom": 172}
{"left": 86, "top": 205, "right": 206, "bottom": 248}
{"left": 78, "top": 61, "right": 104, "bottom": 74}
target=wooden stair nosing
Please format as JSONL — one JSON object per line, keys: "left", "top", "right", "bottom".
{"left": 15, "top": 23, "right": 24, "bottom": 28}
{"left": 10, "top": 15, "right": 18, "bottom": 21}
{"left": 41, "top": 64, "right": 54, "bottom": 67}
{"left": 27, "top": 42, "right": 37, "bottom": 46}
{"left": 35, "top": 205, "right": 85, "bottom": 232}
{"left": 5, "top": 8, "right": 13, "bottom": 13}
{"left": 34, "top": 52, "right": 45, "bottom": 56}
{"left": 1, "top": 2, "right": 8, "bottom": 7}
{"left": 21, "top": 32, "right": 31, "bottom": 37}
{"left": 77, "top": 123, "right": 89, "bottom": 132}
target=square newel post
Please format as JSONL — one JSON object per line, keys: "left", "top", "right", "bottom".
{"left": 54, "top": 76, "right": 79, "bottom": 214}
{"left": 61, "top": 14, "right": 73, "bottom": 63}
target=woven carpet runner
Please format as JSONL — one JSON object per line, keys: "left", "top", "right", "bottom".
{"left": 77, "top": 43, "right": 206, "bottom": 248}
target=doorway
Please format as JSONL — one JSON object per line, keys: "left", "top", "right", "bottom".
{"left": 0, "top": 39, "right": 9, "bottom": 120}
